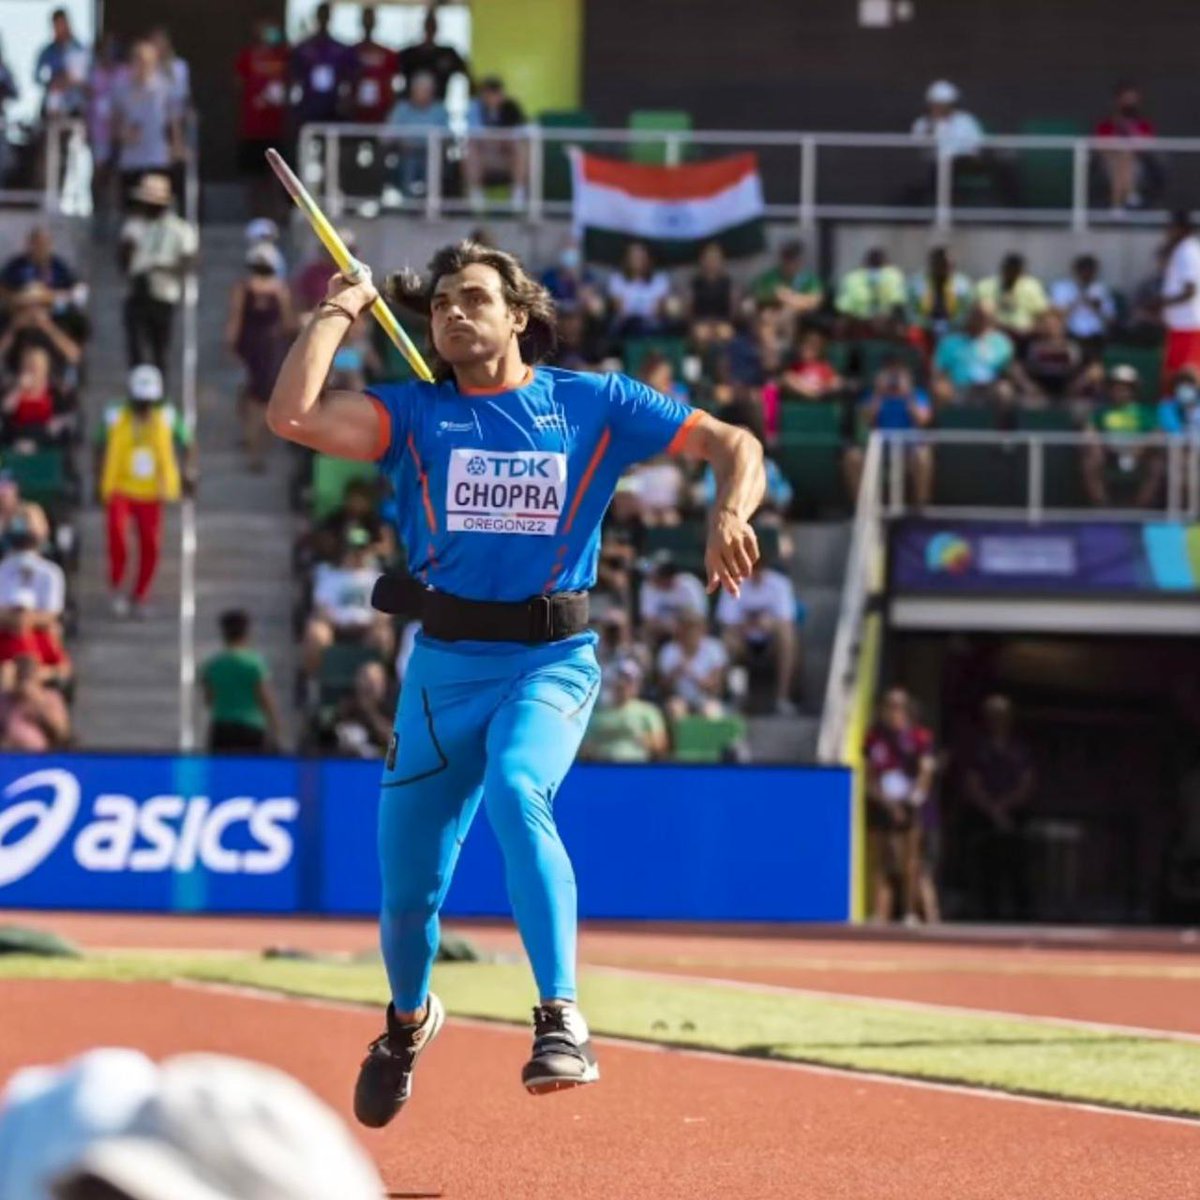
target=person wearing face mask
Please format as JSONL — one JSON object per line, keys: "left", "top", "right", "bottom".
{"left": 235, "top": 20, "right": 290, "bottom": 213}
{"left": 99, "top": 365, "right": 182, "bottom": 618}
{"left": 226, "top": 242, "right": 296, "bottom": 472}
{"left": 1094, "top": 83, "right": 1160, "bottom": 212}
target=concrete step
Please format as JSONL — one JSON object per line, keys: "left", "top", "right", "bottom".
{"left": 747, "top": 713, "right": 821, "bottom": 764}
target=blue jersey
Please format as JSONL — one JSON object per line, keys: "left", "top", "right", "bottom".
{"left": 367, "top": 366, "right": 696, "bottom": 603}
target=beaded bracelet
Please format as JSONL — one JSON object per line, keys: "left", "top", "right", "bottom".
{"left": 317, "top": 299, "right": 357, "bottom": 322}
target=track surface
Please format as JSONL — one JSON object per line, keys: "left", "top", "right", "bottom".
{"left": 3, "top": 979, "right": 1199, "bottom": 1199}
{"left": 14, "top": 911, "right": 1200, "bottom": 1034}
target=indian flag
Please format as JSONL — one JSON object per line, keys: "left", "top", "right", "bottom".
{"left": 568, "top": 149, "right": 765, "bottom": 266}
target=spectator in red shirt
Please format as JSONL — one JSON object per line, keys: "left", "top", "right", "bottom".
{"left": 234, "top": 19, "right": 289, "bottom": 214}
{"left": 864, "top": 688, "right": 937, "bottom": 923}
{"left": 350, "top": 7, "right": 398, "bottom": 124}
{"left": 1094, "top": 83, "right": 1160, "bottom": 211}
{"left": 0, "top": 589, "right": 70, "bottom": 687}
{"left": 1, "top": 345, "right": 70, "bottom": 446}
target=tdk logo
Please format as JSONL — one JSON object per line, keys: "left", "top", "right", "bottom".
{"left": 473, "top": 456, "right": 554, "bottom": 478}
{"left": 0, "top": 769, "right": 299, "bottom": 886}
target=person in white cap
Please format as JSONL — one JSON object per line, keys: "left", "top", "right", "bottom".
{"left": 0, "top": 1048, "right": 385, "bottom": 1200}
{"left": 99, "top": 365, "right": 181, "bottom": 618}
{"left": 119, "top": 172, "right": 197, "bottom": 372}
{"left": 912, "top": 80, "right": 983, "bottom": 164}
{"left": 244, "top": 218, "right": 286, "bottom": 276}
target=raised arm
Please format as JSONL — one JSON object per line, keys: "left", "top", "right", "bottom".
{"left": 674, "top": 412, "right": 765, "bottom": 596}
{"left": 266, "top": 271, "right": 387, "bottom": 462}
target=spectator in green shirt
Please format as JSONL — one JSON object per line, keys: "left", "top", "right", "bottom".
{"left": 835, "top": 247, "right": 908, "bottom": 337}
{"left": 1081, "top": 363, "right": 1166, "bottom": 508}
{"left": 581, "top": 661, "right": 668, "bottom": 764}
{"left": 201, "top": 608, "right": 282, "bottom": 753}
{"left": 751, "top": 240, "right": 823, "bottom": 333}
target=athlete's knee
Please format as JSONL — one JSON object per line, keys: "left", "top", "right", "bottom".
{"left": 380, "top": 880, "right": 441, "bottom": 933}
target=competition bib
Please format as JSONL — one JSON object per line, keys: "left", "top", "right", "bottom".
{"left": 130, "top": 448, "right": 156, "bottom": 480}
{"left": 358, "top": 78, "right": 381, "bottom": 107}
{"left": 310, "top": 63, "right": 335, "bottom": 93}
{"left": 264, "top": 80, "right": 286, "bottom": 105}
{"left": 446, "top": 449, "right": 567, "bottom": 536}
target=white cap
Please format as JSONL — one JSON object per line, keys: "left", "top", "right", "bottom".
{"left": 0, "top": 1048, "right": 160, "bottom": 1199}
{"left": 245, "top": 242, "right": 283, "bottom": 273}
{"left": 926, "top": 80, "right": 959, "bottom": 105}
{"left": 128, "top": 365, "right": 164, "bottom": 403}
{"left": 244, "top": 218, "right": 280, "bottom": 243}
{"left": 0, "top": 1051, "right": 384, "bottom": 1200}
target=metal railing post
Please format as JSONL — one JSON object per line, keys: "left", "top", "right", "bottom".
{"left": 527, "top": 126, "right": 543, "bottom": 223}
{"left": 424, "top": 128, "right": 441, "bottom": 220}
{"left": 1071, "top": 141, "right": 1089, "bottom": 233}
{"left": 1190, "top": 435, "right": 1200, "bottom": 520}
{"left": 323, "top": 129, "right": 343, "bottom": 219}
{"left": 934, "top": 152, "right": 952, "bottom": 231}
{"left": 799, "top": 135, "right": 817, "bottom": 232}
{"left": 1028, "top": 436, "right": 1044, "bottom": 523}
{"left": 887, "top": 436, "right": 905, "bottom": 515}
{"left": 664, "top": 133, "right": 681, "bottom": 167}
{"left": 44, "top": 120, "right": 62, "bottom": 215}
{"left": 1166, "top": 437, "right": 1181, "bottom": 520}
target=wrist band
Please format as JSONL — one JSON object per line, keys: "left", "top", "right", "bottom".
{"left": 317, "top": 300, "right": 357, "bottom": 322}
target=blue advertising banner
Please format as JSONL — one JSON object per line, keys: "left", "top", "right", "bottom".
{"left": 0, "top": 755, "right": 302, "bottom": 911}
{"left": 320, "top": 761, "right": 852, "bottom": 922}
{"left": 892, "top": 519, "right": 1200, "bottom": 594}
{"left": 0, "top": 754, "right": 852, "bottom": 922}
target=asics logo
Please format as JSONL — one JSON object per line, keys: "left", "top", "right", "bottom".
{"left": 0, "top": 768, "right": 80, "bottom": 886}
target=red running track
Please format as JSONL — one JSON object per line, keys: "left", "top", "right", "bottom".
{"left": 2, "top": 980, "right": 1198, "bottom": 1200}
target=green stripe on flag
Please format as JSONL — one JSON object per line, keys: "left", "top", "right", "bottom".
{"left": 583, "top": 218, "right": 765, "bottom": 268}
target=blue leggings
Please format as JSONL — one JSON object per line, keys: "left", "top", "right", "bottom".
{"left": 378, "top": 636, "right": 600, "bottom": 1012}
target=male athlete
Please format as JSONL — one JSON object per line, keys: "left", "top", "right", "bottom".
{"left": 267, "top": 241, "right": 764, "bottom": 1127}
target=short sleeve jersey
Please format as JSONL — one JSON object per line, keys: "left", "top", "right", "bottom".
{"left": 367, "top": 366, "right": 697, "bottom": 602}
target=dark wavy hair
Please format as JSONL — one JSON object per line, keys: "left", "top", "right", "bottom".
{"left": 385, "top": 241, "right": 557, "bottom": 382}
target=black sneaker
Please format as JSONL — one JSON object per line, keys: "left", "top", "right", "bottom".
{"left": 353, "top": 993, "right": 445, "bottom": 1128}
{"left": 521, "top": 1004, "right": 600, "bottom": 1095}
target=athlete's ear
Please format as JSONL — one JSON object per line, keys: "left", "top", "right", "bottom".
{"left": 511, "top": 306, "right": 529, "bottom": 335}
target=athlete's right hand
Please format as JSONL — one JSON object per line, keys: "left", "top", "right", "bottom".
{"left": 322, "top": 268, "right": 379, "bottom": 318}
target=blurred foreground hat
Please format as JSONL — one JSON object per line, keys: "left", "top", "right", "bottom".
{"left": 1107, "top": 363, "right": 1140, "bottom": 388}
{"left": 244, "top": 217, "right": 280, "bottom": 243}
{"left": 0, "top": 1049, "right": 384, "bottom": 1200}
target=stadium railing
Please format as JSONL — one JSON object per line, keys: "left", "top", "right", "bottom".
{"left": 298, "top": 122, "right": 1200, "bottom": 232}
{"left": 816, "top": 428, "right": 1200, "bottom": 763}
{"left": 0, "top": 117, "right": 91, "bottom": 215}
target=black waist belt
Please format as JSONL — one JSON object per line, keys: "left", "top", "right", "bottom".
{"left": 371, "top": 574, "right": 589, "bottom": 644}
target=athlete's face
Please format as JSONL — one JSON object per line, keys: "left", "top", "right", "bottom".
{"left": 430, "top": 264, "right": 528, "bottom": 368}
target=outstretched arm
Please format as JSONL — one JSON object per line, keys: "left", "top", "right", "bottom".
{"left": 674, "top": 412, "right": 765, "bottom": 596}
{"left": 266, "top": 271, "right": 385, "bottom": 461}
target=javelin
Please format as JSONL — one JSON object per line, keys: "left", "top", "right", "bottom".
{"left": 265, "top": 147, "right": 434, "bottom": 383}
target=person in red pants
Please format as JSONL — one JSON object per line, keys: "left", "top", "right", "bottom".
{"left": 1161, "top": 210, "right": 1200, "bottom": 381}
{"left": 99, "top": 365, "right": 181, "bottom": 617}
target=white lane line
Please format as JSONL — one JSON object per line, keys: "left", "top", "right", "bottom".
{"left": 169, "top": 979, "right": 1200, "bottom": 1129}
{"left": 584, "top": 964, "right": 1200, "bottom": 1045}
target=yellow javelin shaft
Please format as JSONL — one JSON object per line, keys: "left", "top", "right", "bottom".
{"left": 264, "top": 148, "right": 434, "bottom": 383}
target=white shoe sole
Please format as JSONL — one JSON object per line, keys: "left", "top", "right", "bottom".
{"left": 523, "top": 1061, "right": 601, "bottom": 1096}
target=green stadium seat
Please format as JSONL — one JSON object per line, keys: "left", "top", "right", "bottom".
{"left": 317, "top": 642, "right": 380, "bottom": 706}
{"left": 935, "top": 405, "right": 996, "bottom": 430}
{"left": 778, "top": 399, "right": 842, "bottom": 437}
{"left": 775, "top": 435, "right": 844, "bottom": 514}
{"left": 1016, "top": 409, "right": 1089, "bottom": 508}
{"left": 1102, "top": 344, "right": 1164, "bottom": 400}
{"left": 2, "top": 449, "right": 67, "bottom": 505}
{"left": 622, "top": 336, "right": 687, "bottom": 378}
{"left": 538, "top": 109, "right": 595, "bottom": 202}
{"left": 825, "top": 341, "right": 854, "bottom": 375}
{"left": 643, "top": 519, "right": 707, "bottom": 577}
{"left": 1017, "top": 118, "right": 1083, "bottom": 210}
{"left": 671, "top": 715, "right": 746, "bottom": 763}
{"left": 628, "top": 110, "right": 692, "bottom": 166}
{"left": 312, "top": 455, "right": 377, "bottom": 521}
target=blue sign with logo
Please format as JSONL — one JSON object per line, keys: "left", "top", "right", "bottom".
{"left": 0, "top": 755, "right": 302, "bottom": 911}
{"left": 0, "top": 755, "right": 852, "bottom": 921}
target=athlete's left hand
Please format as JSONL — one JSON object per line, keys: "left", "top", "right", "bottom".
{"left": 705, "top": 510, "right": 759, "bottom": 597}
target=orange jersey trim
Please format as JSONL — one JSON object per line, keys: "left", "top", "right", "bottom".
{"left": 667, "top": 408, "right": 704, "bottom": 456}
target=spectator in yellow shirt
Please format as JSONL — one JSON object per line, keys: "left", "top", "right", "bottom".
{"left": 974, "top": 253, "right": 1049, "bottom": 341}
{"left": 100, "top": 364, "right": 181, "bottom": 617}
{"left": 835, "top": 247, "right": 908, "bottom": 338}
